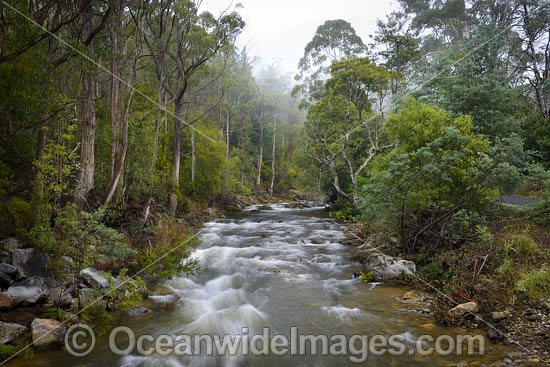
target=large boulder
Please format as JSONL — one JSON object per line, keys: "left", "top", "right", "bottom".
{"left": 449, "top": 302, "right": 480, "bottom": 317}
{"left": 0, "top": 321, "right": 27, "bottom": 344}
{"left": 356, "top": 249, "right": 416, "bottom": 280}
{"left": 80, "top": 268, "right": 111, "bottom": 289}
{"left": 78, "top": 287, "right": 97, "bottom": 305}
{"left": 12, "top": 248, "right": 51, "bottom": 279}
{"left": 6, "top": 277, "right": 48, "bottom": 306}
{"left": 0, "top": 238, "right": 23, "bottom": 264}
{"left": 31, "top": 318, "right": 66, "bottom": 349}
{"left": 0, "top": 238, "right": 22, "bottom": 253}
{"left": 0, "top": 264, "right": 18, "bottom": 278}
{"left": 45, "top": 288, "right": 72, "bottom": 308}
{"left": 126, "top": 307, "right": 152, "bottom": 318}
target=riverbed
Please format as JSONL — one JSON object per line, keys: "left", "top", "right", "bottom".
{"left": 12, "top": 204, "right": 514, "bottom": 366}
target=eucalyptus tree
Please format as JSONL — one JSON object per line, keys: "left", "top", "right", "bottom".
{"left": 159, "top": 0, "right": 244, "bottom": 215}
{"left": 371, "top": 14, "right": 421, "bottom": 94}
{"left": 74, "top": 1, "right": 115, "bottom": 207}
{"left": 305, "top": 57, "right": 396, "bottom": 211}
{"left": 104, "top": 0, "right": 146, "bottom": 206}
{"left": 293, "top": 19, "right": 366, "bottom": 109}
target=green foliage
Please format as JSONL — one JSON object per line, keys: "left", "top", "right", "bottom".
{"left": 183, "top": 125, "right": 226, "bottom": 200}
{"left": 138, "top": 222, "right": 199, "bottom": 282}
{"left": 294, "top": 19, "right": 367, "bottom": 108}
{"left": 522, "top": 164, "right": 550, "bottom": 195}
{"left": 516, "top": 267, "right": 550, "bottom": 301}
{"left": 103, "top": 270, "right": 145, "bottom": 312}
{"left": 0, "top": 345, "right": 17, "bottom": 360}
{"left": 371, "top": 14, "right": 421, "bottom": 91}
{"left": 329, "top": 208, "right": 354, "bottom": 221}
{"left": 360, "top": 99, "right": 493, "bottom": 249}
{"left": 30, "top": 205, "right": 136, "bottom": 284}
{"left": 502, "top": 231, "right": 540, "bottom": 260}
{"left": 303, "top": 57, "right": 396, "bottom": 208}
{"left": 359, "top": 271, "right": 374, "bottom": 283}
{"left": 488, "top": 163, "right": 522, "bottom": 194}
{"left": 412, "top": 24, "right": 524, "bottom": 140}
{"left": 42, "top": 307, "right": 67, "bottom": 321}
{"left": 80, "top": 304, "right": 113, "bottom": 336}
{"left": 0, "top": 197, "right": 34, "bottom": 237}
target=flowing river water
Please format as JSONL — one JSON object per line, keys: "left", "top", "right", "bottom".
{"left": 13, "top": 204, "right": 514, "bottom": 366}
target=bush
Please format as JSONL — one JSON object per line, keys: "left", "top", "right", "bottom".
{"left": 103, "top": 269, "right": 145, "bottom": 311}
{"left": 488, "top": 162, "right": 522, "bottom": 194}
{"left": 0, "top": 345, "right": 17, "bottom": 361}
{"left": 139, "top": 220, "right": 198, "bottom": 281}
{"left": 522, "top": 164, "right": 550, "bottom": 195}
{"left": 30, "top": 204, "right": 137, "bottom": 287}
{"left": 42, "top": 307, "right": 67, "bottom": 321}
{"left": 0, "top": 197, "right": 34, "bottom": 237}
{"left": 360, "top": 99, "right": 493, "bottom": 251}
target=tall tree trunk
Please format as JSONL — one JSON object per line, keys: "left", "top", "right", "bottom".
{"left": 109, "top": 0, "right": 122, "bottom": 185}
{"left": 33, "top": 36, "right": 55, "bottom": 222}
{"left": 105, "top": 0, "right": 124, "bottom": 205}
{"left": 34, "top": 124, "right": 47, "bottom": 221}
{"left": 168, "top": 98, "right": 183, "bottom": 216}
{"left": 226, "top": 109, "right": 230, "bottom": 159}
{"left": 255, "top": 103, "right": 263, "bottom": 190}
{"left": 269, "top": 119, "right": 277, "bottom": 197}
{"left": 191, "top": 127, "right": 196, "bottom": 183}
{"left": 75, "top": 2, "right": 97, "bottom": 207}
{"left": 105, "top": 1, "right": 143, "bottom": 206}
{"left": 240, "top": 117, "right": 246, "bottom": 186}
{"left": 142, "top": 84, "right": 163, "bottom": 225}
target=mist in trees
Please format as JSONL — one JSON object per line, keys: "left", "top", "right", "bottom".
{"left": 0, "top": 1, "right": 303, "bottom": 239}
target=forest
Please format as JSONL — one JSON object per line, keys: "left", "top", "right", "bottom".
{"left": 0, "top": 0, "right": 549, "bottom": 364}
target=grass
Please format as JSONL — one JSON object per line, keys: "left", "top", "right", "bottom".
{"left": 516, "top": 267, "right": 550, "bottom": 301}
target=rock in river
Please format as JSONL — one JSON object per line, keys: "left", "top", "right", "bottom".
{"left": 355, "top": 249, "right": 416, "bottom": 280}
{"left": 12, "top": 248, "right": 51, "bottom": 279}
{"left": 448, "top": 302, "right": 479, "bottom": 317}
{"left": 0, "top": 321, "right": 27, "bottom": 344}
{"left": 80, "top": 267, "right": 111, "bottom": 289}
{"left": 0, "top": 293, "right": 14, "bottom": 310}
{"left": 31, "top": 318, "right": 66, "bottom": 349}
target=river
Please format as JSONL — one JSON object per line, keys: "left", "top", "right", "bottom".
{"left": 12, "top": 203, "right": 513, "bottom": 366}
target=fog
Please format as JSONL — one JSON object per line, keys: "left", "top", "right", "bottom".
{"left": 203, "top": 0, "right": 399, "bottom": 73}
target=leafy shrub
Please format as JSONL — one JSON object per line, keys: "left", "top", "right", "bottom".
{"left": 522, "top": 164, "right": 550, "bottom": 196}
{"left": 103, "top": 270, "right": 146, "bottom": 311}
{"left": 0, "top": 345, "right": 17, "bottom": 361}
{"left": 488, "top": 162, "right": 522, "bottom": 194}
{"left": 360, "top": 100, "right": 493, "bottom": 251}
{"left": 42, "top": 307, "right": 67, "bottom": 321}
{"left": 138, "top": 223, "right": 199, "bottom": 282}
{"left": 30, "top": 204, "right": 137, "bottom": 286}
{"left": 0, "top": 197, "right": 34, "bottom": 237}
{"left": 329, "top": 208, "right": 354, "bottom": 221}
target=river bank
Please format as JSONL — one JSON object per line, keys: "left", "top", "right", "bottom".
{"left": 334, "top": 213, "right": 550, "bottom": 367}
{"left": 0, "top": 194, "right": 276, "bottom": 363}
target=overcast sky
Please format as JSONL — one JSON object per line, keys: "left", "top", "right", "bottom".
{"left": 202, "top": 0, "right": 400, "bottom": 74}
